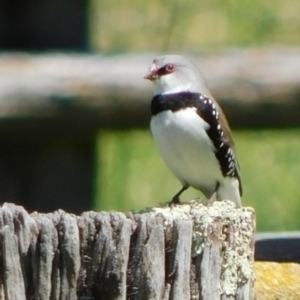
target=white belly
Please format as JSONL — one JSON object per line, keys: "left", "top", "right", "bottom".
{"left": 150, "top": 108, "right": 222, "bottom": 197}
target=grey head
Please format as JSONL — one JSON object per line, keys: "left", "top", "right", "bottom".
{"left": 144, "top": 54, "right": 212, "bottom": 97}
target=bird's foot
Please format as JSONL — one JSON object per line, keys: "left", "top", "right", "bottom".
{"left": 169, "top": 195, "right": 181, "bottom": 207}
{"left": 169, "top": 184, "right": 189, "bottom": 207}
{"left": 206, "top": 192, "right": 218, "bottom": 207}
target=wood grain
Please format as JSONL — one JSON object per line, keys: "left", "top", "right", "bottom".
{"left": 0, "top": 201, "right": 255, "bottom": 299}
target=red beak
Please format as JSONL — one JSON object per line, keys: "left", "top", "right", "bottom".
{"left": 144, "top": 68, "right": 159, "bottom": 81}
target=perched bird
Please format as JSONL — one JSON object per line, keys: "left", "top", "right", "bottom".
{"left": 144, "top": 55, "right": 242, "bottom": 207}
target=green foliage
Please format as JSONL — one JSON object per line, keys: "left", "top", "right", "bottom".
{"left": 90, "top": 0, "right": 300, "bottom": 231}
{"left": 95, "top": 129, "right": 300, "bottom": 231}
{"left": 89, "top": 0, "right": 300, "bottom": 53}
{"left": 236, "top": 130, "right": 300, "bottom": 231}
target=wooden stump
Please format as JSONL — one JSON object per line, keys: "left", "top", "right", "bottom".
{"left": 0, "top": 201, "right": 255, "bottom": 300}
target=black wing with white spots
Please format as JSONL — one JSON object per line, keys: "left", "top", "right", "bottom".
{"left": 194, "top": 94, "right": 238, "bottom": 178}
{"left": 151, "top": 91, "right": 240, "bottom": 180}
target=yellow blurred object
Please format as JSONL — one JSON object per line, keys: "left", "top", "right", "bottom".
{"left": 255, "top": 262, "right": 300, "bottom": 300}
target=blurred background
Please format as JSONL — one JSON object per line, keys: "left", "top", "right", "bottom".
{"left": 0, "top": 0, "right": 300, "bottom": 231}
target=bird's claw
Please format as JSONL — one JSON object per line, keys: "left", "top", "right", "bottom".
{"left": 169, "top": 196, "right": 181, "bottom": 207}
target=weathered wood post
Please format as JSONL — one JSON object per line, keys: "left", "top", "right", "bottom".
{"left": 0, "top": 201, "right": 255, "bottom": 299}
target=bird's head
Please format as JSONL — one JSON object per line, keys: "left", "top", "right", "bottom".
{"left": 144, "top": 54, "right": 211, "bottom": 96}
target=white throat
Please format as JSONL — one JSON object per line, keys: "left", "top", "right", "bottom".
{"left": 152, "top": 74, "right": 192, "bottom": 95}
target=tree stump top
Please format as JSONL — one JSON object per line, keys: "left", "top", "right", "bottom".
{"left": 0, "top": 201, "right": 255, "bottom": 299}
{"left": 153, "top": 200, "right": 255, "bottom": 295}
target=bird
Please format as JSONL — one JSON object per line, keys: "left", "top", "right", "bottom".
{"left": 144, "top": 54, "right": 242, "bottom": 207}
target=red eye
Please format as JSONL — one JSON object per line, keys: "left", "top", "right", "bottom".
{"left": 165, "top": 63, "right": 175, "bottom": 73}
{"left": 157, "top": 63, "right": 176, "bottom": 76}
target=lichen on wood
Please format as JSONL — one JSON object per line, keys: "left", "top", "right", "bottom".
{"left": 254, "top": 262, "right": 300, "bottom": 300}
{"left": 0, "top": 201, "right": 255, "bottom": 299}
{"left": 153, "top": 200, "right": 255, "bottom": 297}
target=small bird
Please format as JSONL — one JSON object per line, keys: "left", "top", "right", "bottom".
{"left": 144, "top": 54, "right": 242, "bottom": 207}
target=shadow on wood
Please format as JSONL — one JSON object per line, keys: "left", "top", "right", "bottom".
{"left": 255, "top": 232, "right": 300, "bottom": 263}
{"left": 0, "top": 201, "right": 254, "bottom": 300}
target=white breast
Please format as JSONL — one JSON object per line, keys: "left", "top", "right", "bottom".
{"left": 150, "top": 108, "right": 223, "bottom": 197}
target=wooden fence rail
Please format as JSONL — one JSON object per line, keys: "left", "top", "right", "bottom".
{"left": 0, "top": 49, "right": 300, "bottom": 135}
{"left": 0, "top": 201, "right": 255, "bottom": 300}
{"left": 1, "top": 49, "right": 300, "bottom": 214}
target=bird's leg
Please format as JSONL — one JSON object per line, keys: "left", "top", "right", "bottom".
{"left": 207, "top": 192, "right": 217, "bottom": 206}
{"left": 207, "top": 182, "right": 220, "bottom": 206}
{"left": 170, "top": 184, "right": 189, "bottom": 206}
